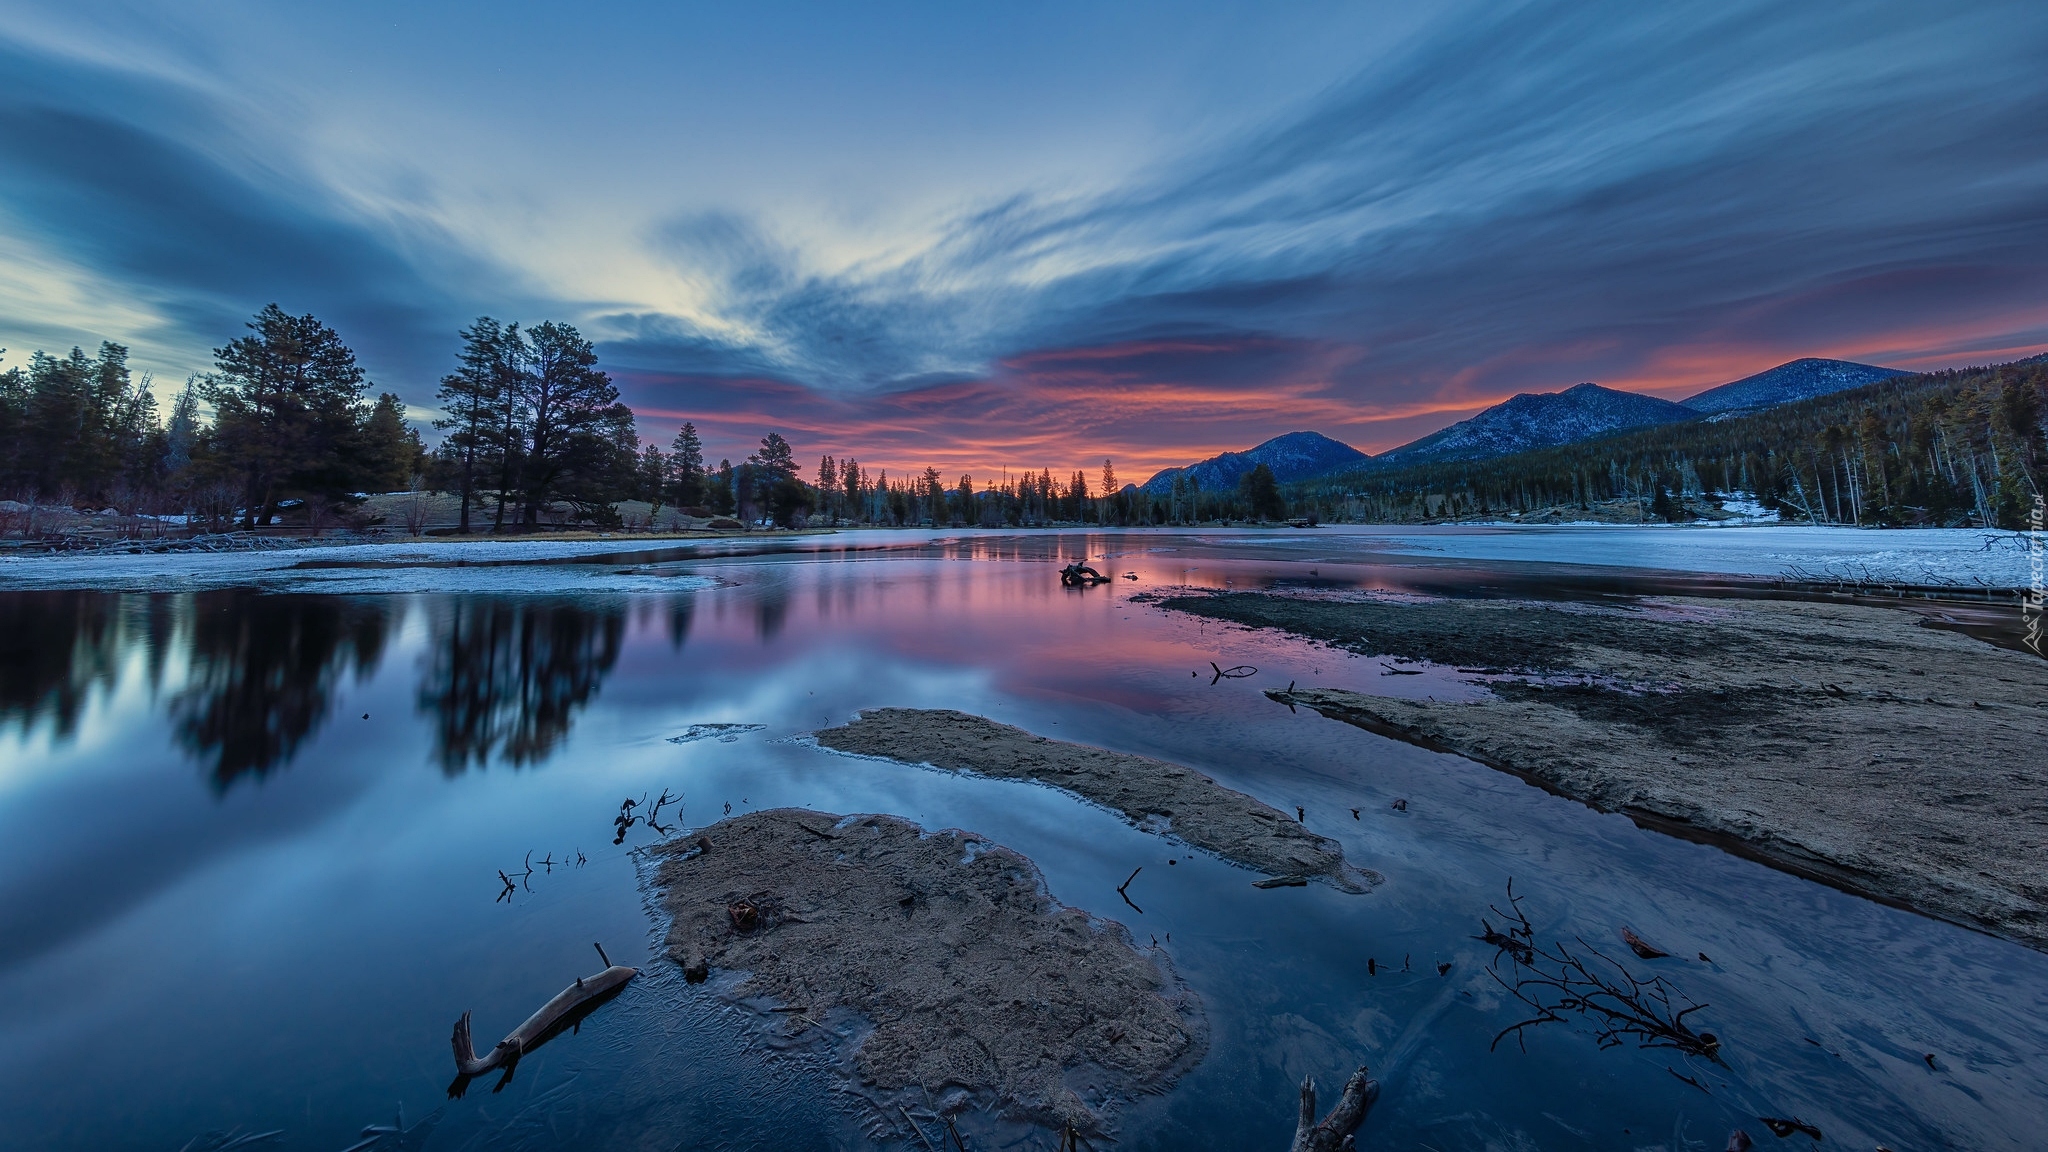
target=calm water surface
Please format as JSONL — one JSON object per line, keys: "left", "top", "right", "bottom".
{"left": 1, "top": 530, "right": 2042, "bottom": 1150}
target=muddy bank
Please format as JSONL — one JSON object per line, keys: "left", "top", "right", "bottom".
{"left": 648, "top": 808, "right": 1204, "bottom": 1134}
{"left": 1159, "top": 591, "right": 2048, "bottom": 952}
{"left": 817, "top": 708, "right": 1381, "bottom": 891}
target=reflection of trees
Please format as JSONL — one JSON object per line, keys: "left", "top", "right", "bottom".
{"left": 418, "top": 599, "right": 625, "bottom": 774}
{"left": 172, "top": 592, "right": 393, "bottom": 791}
{"left": 0, "top": 592, "right": 175, "bottom": 741}
{"left": 667, "top": 597, "right": 693, "bottom": 650}
{"left": 755, "top": 590, "right": 787, "bottom": 642}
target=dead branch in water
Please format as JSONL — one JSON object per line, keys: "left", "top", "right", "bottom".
{"left": 1620, "top": 926, "right": 1670, "bottom": 960}
{"left": 1210, "top": 662, "right": 1256, "bottom": 683}
{"left": 449, "top": 943, "right": 638, "bottom": 1097}
{"left": 613, "top": 787, "right": 684, "bottom": 844}
{"left": 1117, "top": 866, "right": 1144, "bottom": 913}
{"left": 1289, "top": 1065, "right": 1380, "bottom": 1152}
{"left": 1477, "top": 881, "right": 1722, "bottom": 1063}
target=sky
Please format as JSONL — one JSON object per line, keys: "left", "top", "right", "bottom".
{"left": 1, "top": 0, "right": 2045, "bottom": 481}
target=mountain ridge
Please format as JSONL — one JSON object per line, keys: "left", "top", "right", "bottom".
{"left": 1374, "top": 382, "right": 1696, "bottom": 464}
{"left": 1139, "top": 431, "right": 1369, "bottom": 494}
{"left": 1681, "top": 357, "right": 1904, "bottom": 414}
{"left": 1136, "top": 358, "right": 1930, "bottom": 485}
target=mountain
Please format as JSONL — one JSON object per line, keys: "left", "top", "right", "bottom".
{"left": 1680, "top": 357, "right": 1903, "bottom": 414}
{"left": 1140, "top": 431, "right": 1369, "bottom": 494}
{"left": 1375, "top": 382, "right": 1695, "bottom": 464}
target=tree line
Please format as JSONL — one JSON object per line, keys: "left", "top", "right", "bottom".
{"left": 36, "top": 305, "right": 2032, "bottom": 536}
{"left": 0, "top": 305, "right": 651, "bottom": 533}
{"left": 1292, "top": 360, "right": 2046, "bottom": 529}
{"left": 0, "top": 306, "right": 424, "bottom": 529}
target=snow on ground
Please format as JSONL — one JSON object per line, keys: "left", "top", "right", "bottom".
{"left": 0, "top": 524, "right": 2036, "bottom": 592}
{"left": 0, "top": 537, "right": 717, "bottom": 594}
{"left": 1333, "top": 524, "right": 2035, "bottom": 587}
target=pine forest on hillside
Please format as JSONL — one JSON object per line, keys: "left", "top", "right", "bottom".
{"left": 1298, "top": 362, "right": 2046, "bottom": 530}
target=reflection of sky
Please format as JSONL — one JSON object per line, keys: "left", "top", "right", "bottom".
{"left": 0, "top": 544, "right": 2045, "bottom": 1149}
{"left": 2, "top": 3, "right": 2046, "bottom": 474}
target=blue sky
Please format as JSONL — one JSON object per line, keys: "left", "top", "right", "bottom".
{"left": 1, "top": 0, "right": 2043, "bottom": 474}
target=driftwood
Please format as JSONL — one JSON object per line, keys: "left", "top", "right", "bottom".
{"left": 1477, "top": 883, "right": 1721, "bottom": 1062}
{"left": 448, "top": 944, "right": 638, "bottom": 1095}
{"left": 1619, "top": 926, "right": 1669, "bottom": 960}
{"left": 1289, "top": 1065, "right": 1380, "bottom": 1152}
{"left": 1060, "top": 562, "right": 1112, "bottom": 586}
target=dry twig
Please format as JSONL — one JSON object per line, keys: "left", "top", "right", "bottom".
{"left": 1476, "top": 881, "right": 1722, "bottom": 1062}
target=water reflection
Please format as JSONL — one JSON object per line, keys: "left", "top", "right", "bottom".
{"left": 174, "top": 593, "right": 394, "bottom": 791}
{"left": 418, "top": 599, "right": 626, "bottom": 773}
{"left": 0, "top": 592, "right": 640, "bottom": 786}
{"left": 0, "top": 591, "right": 174, "bottom": 740}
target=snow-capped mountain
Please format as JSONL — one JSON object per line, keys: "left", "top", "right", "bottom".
{"left": 1375, "top": 383, "right": 1695, "bottom": 464}
{"left": 1139, "top": 431, "right": 1369, "bottom": 494}
{"left": 1680, "top": 358, "right": 1902, "bottom": 414}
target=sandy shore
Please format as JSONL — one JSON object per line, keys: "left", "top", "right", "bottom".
{"left": 1154, "top": 591, "right": 2048, "bottom": 952}
{"left": 817, "top": 708, "right": 1382, "bottom": 891}
{"left": 649, "top": 809, "right": 1204, "bottom": 1135}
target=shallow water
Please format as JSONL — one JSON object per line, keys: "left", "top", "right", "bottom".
{"left": 1, "top": 529, "right": 2042, "bottom": 1151}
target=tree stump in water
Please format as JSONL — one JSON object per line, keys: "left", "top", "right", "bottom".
{"left": 1289, "top": 1066, "right": 1379, "bottom": 1152}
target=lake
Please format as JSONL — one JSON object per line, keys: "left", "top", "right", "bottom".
{"left": 1, "top": 528, "right": 2042, "bottom": 1150}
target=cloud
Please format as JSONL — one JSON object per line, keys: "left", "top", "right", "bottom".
{"left": 0, "top": 38, "right": 524, "bottom": 388}
{"left": 599, "top": 0, "right": 2048, "bottom": 443}
{"left": 2, "top": 1, "right": 2044, "bottom": 465}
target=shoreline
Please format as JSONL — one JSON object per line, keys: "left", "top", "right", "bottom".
{"left": 816, "top": 708, "right": 1383, "bottom": 892}
{"left": 1157, "top": 590, "right": 2048, "bottom": 953}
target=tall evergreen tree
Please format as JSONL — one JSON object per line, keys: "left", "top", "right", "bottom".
{"left": 638, "top": 444, "right": 669, "bottom": 524}
{"left": 669, "top": 422, "right": 705, "bottom": 508}
{"left": 748, "top": 432, "right": 807, "bottom": 526}
{"left": 436, "top": 317, "right": 517, "bottom": 534}
{"left": 1239, "top": 462, "right": 1284, "bottom": 520}
{"left": 506, "top": 322, "right": 629, "bottom": 529}
{"left": 202, "top": 305, "right": 369, "bottom": 526}
{"left": 359, "top": 393, "right": 423, "bottom": 493}
{"left": 710, "top": 459, "right": 737, "bottom": 515}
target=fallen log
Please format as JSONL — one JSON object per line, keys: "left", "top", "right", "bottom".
{"left": 448, "top": 943, "right": 637, "bottom": 1094}
{"left": 1290, "top": 1065, "right": 1380, "bottom": 1152}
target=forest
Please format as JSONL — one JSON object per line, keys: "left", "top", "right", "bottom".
{"left": 1294, "top": 360, "right": 2046, "bottom": 530}
{"left": 3, "top": 306, "right": 2041, "bottom": 536}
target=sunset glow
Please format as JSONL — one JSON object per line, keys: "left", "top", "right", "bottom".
{"left": 1, "top": 2, "right": 2042, "bottom": 476}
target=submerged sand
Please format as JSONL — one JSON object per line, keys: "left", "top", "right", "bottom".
{"left": 816, "top": 708, "right": 1382, "bottom": 891}
{"left": 649, "top": 808, "right": 1205, "bottom": 1134}
{"left": 1154, "top": 591, "right": 2048, "bottom": 952}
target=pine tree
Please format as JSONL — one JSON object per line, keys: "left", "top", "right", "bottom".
{"left": 204, "top": 305, "right": 370, "bottom": 526}
{"left": 436, "top": 317, "right": 515, "bottom": 534}
{"left": 508, "top": 322, "right": 628, "bottom": 529}
{"left": 710, "top": 459, "right": 737, "bottom": 516}
{"left": 669, "top": 422, "right": 705, "bottom": 509}
{"left": 1239, "top": 463, "right": 1283, "bottom": 521}
{"left": 359, "top": 393, "right": 422, "bottom": 494}
{"left": 840, "top": 457, "right": 862, "bottom": 522}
